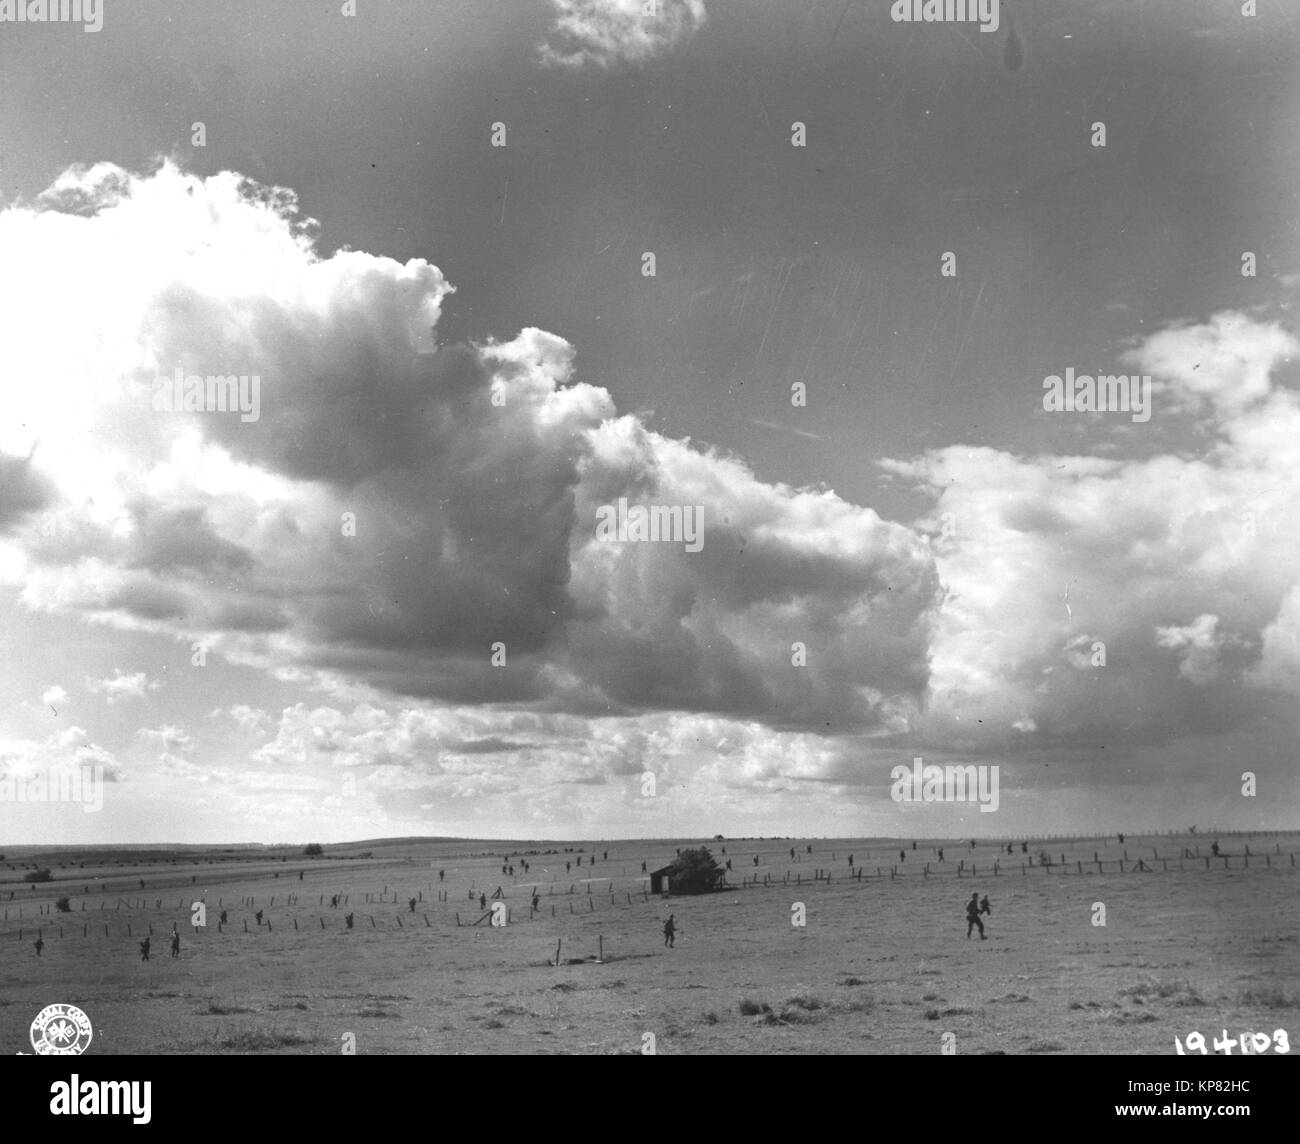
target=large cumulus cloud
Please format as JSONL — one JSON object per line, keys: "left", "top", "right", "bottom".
{"left": 0, "top": 161, "right": 937, "bottom": 739}
{"left": 884, "top": 311, "right": 1300, "bottom": 766}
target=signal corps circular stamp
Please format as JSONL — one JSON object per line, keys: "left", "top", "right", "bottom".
{"left": 30, "top": 1004, "right": 93, "bottom": 1055}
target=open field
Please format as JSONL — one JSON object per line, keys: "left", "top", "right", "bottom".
{"left": 1, "top": 833, "right": 1297, "bottom": 1055}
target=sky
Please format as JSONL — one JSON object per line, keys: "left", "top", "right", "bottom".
{"left": 1, "top": 0, "right": 1299, "bottom": 843}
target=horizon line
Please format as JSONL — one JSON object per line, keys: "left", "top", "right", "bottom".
{"left": 5, "top": 827, "right": 1298, "bottom": 850}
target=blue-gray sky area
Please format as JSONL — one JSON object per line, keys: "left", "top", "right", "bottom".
{"left": 1, "top": 0, "right": 1298, "bottom": 842}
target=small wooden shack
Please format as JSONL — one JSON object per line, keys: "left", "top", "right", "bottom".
{"left": 648, "top": 865, "right": 675, "bottom": 895}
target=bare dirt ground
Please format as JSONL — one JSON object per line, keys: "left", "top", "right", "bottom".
{"left": 1, "top": 833, "right": 1296, "bottom": 1054}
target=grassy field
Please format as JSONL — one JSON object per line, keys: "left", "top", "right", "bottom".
{"left": 1, "top": 833, "right": 1296, "bottom": 1054}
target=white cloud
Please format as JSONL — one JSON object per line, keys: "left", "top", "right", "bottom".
{"left": 884, "top": 311, "right": 1300, "bottom": 755}
{"left": 1128, "top": 311, "right": 1296, "bottom": 417}
{"left": 540, "top": 0, "right": 706, "bottom": 68}
{"left": 136, "top": 724, "right": 194, "bottom": 754}
{"left": 1247, "top": 586, "right": 1300, "bottom": 693}
{"left": 221, "top": 705, "right": 272, "bottom": 735}
{"left": 85, "top": 670, "right": 159, "bottom": 706}
{"left": 0, "top": 725, "right": 122, "bottom": 782}
{"left": 1, "top": 162, "right": 936, "bottom": 736}
{"left": 1155, "top": 614, "right": 1227, "bottom": 685}
{"left": 41, "top": 684, "right": 69, "bottom": 707}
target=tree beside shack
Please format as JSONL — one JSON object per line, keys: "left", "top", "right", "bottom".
{"left": 650, "top": 847, "right": 727, "bottom": 895}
